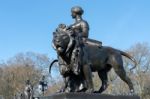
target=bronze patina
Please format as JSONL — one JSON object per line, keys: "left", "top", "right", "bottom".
{"left": 50, "top": 6, "right": 137, "bottom": 94}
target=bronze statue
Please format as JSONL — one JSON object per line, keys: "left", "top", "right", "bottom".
{"left": 50, "top": 6, "right": 137, "bottom": 94}
{"left": 65, "top": 6, "right": 102, "bottom": 75}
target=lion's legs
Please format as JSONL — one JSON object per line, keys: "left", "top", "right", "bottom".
{"left": 58, "top": 77, "right": 69, "bottom": 93}
{"left": 97, "top": 70, "right": 108, "bottom": 93}
{"left": 114, "top": 66, "right": 134, "bottom": 93}
{"left": 82, "top": 64, "right": 94, "bottom": 93}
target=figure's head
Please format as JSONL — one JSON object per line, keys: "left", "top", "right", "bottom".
{"left": 71, "top": 6, "right": 84, "bottom": 18}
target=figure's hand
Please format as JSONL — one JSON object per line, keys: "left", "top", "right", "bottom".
{"left": 66, "top": 26, "right": 71, "bottom": 30}
{"left": 67, "top": 24, "right": 74, "bottom": 30}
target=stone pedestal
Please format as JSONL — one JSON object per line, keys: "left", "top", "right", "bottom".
{"left": 39, "top": 93, "right": 140, "bottom": 99}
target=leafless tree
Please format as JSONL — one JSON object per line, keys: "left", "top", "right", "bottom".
{"left": 0, "top": 52, "right": 52, "bottom": 99}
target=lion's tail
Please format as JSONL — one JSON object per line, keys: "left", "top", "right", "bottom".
{"left": 119, "top": 50, "right": 137, "bottom": 71}
{"left": 49, "top": 59, "right": 58, "bottom": 75}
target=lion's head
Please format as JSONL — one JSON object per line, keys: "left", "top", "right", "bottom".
{"left": 52, "top": 25, "right": 70, "bottom": 55}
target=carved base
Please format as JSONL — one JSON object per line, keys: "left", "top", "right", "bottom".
{"left": 39, "top": 93, "right": 140, "bottom": 99}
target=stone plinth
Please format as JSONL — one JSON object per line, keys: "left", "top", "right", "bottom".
{"left": 39, "top": 93, "right": 140, "bottom": 99}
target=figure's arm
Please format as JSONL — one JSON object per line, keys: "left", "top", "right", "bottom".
{"left": 82, "top": 27, "right": 89, "bottom": 38}
{"left": 81, "top": 21, "right": 89, "bottom": 38}
{"left": 70, "top": 23, "right": 80, "bottom": 29}
{"left": 65, "top": 34, "right": 74, "bottom": 54}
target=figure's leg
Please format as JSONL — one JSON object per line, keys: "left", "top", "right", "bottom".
{"left": 71, "top": 46, "right": 83, "bottom": 75}
{"left": 114, "top": 65, "right": 134, "bottom": 93}
{"left": 82, "top": 64, "right": 94, "bottom": 93}
{"left": 97, "top": 70, "right": 108, "bottom": 93}
{"left": 71, "top": 48, "right": 80, "bottom": 75}
{"left": 86, "top": 38, "right": 102, "bottom": 48}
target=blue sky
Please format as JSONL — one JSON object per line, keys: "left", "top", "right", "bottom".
{"left": 0, "top": 0, "right": 150, "bottom": 61}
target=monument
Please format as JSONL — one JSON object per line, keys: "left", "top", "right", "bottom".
{"left": 47, "top": 6, "right": 140, "bottom": 99}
